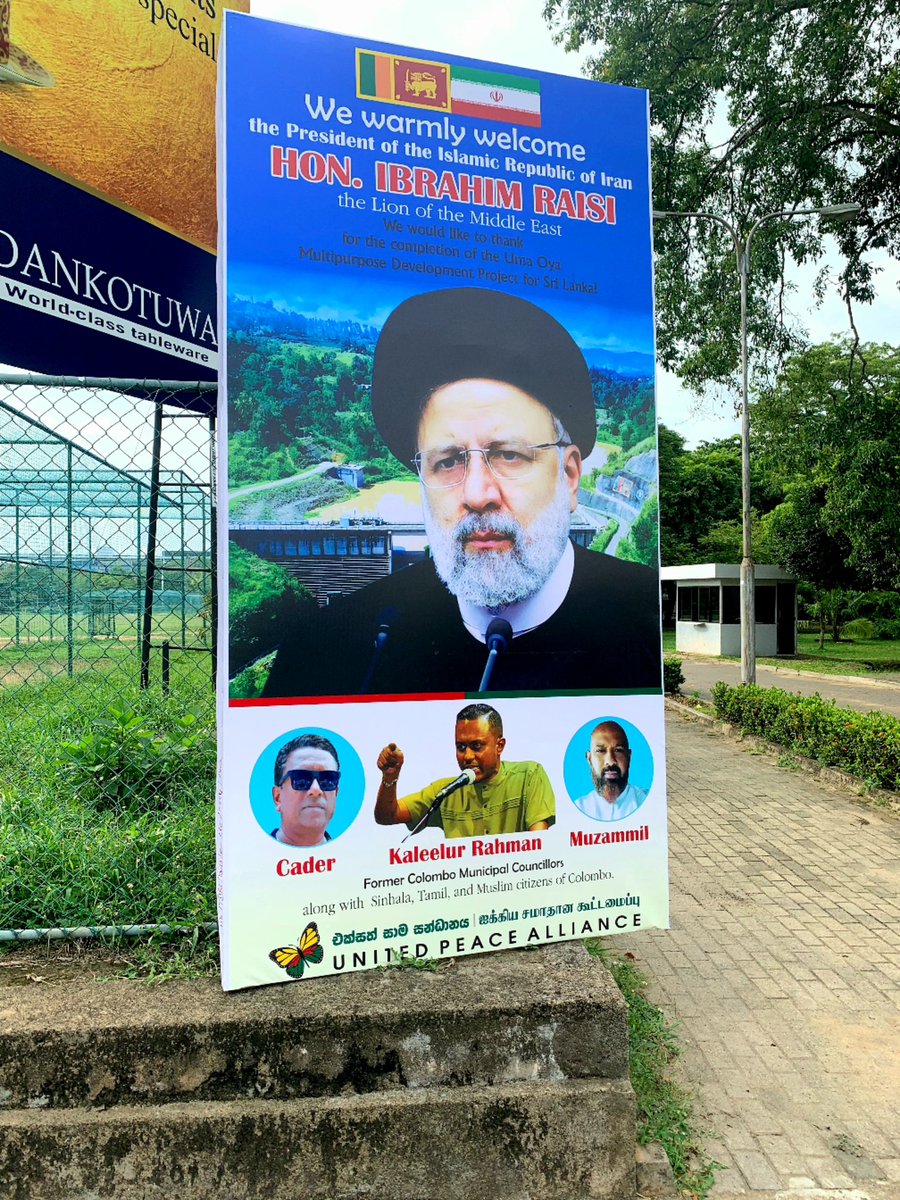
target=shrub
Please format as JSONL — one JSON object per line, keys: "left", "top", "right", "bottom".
{"left": 875, "top": 618, "right": 900, "bottom": 641}
{"left": 229, "top": 545, "right": 315, "bottom": 673}
{"left": 853, "top": 591, "right": 900, "bottom": 622}
{"left": 589, "top": 518, "right": 619, "bottom": 553}
{"left": 229, "top": 651, "right": 277, "bottom": 701}
{"left": 711, "top": 682, "right": 900, "bottom": 791}
{"left": 663, "top": 656, "right": 684, "bottom": 695}
{"left": 842, "top": 618, "right": 876, "bottom": 641}
{"left": 60, "top": 704, "right": 215, "bottom": 812}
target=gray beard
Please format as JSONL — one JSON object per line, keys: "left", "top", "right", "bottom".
{"left": 591, "top": 768, "right": 627, "bottom": 798}
{"left": 422, "top": 478, "right": 572, "bottom": 611}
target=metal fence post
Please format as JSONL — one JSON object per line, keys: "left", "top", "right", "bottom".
{"left": 14, "top": 505, "right": 21, "bottom": 645}
{"left": 140, "top": 397, "right": 164, "bottom": 690}
{"left": 209, "top": 411, "right": 218, "bottom": 689}
{"left": 66, "top": 443, "right": 74, "bottom": 676}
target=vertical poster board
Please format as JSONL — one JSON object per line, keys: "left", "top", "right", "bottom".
{"left": 218, "top": 12, "right": 668, "bottom": 991}
{"left": 0, "top": 0, "right": 247, "bottom": 388}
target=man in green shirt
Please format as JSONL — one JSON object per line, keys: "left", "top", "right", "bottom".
{"left": 374, "top": 703, "right": 555, "bottom": 839}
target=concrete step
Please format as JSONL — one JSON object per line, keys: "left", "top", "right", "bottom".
{"left": 0, "top": 1078, "right": 635, "bottom": 1200}
{"left": 0, "top": 944, "right": 638, "bottom": 1199}
{"left": 0, "top": 944, "right": 628, "bottom": 1109}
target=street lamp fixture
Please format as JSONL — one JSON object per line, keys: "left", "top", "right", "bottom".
{"left": 652, "top": 202, "right": 861, "bottom": 684}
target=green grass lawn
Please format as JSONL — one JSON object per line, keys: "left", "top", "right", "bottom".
{"left": 664, "top": 628, "right": 900, "bottom": 677}
{"left": 768, "top": 632, "right": 900, "bottom": 674}
{"left": 0, "top": 654, "right": 215, "bottom": 933}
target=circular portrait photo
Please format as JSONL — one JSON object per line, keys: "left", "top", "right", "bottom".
{"left": 249, "top": 727, "right": 365, "bottom": 848}
{"left": 563, "top": 716, "right": 654, "bottom": 823}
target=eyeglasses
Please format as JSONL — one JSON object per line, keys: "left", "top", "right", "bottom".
{"left": 413, "top": 440, "right": 570, "bottom": 489}
{"left": 279, "top": 769, "right": 340, "bottom": 792}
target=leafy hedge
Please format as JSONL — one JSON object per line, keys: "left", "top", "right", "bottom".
{"left": 590, "top": 518, "right": 619, "bottom": 553}
{"left": 712, "top": 682, "right": 900, "bottom": 791}
{"left": 663, "top": 656, "right": 684, "bottom": 695}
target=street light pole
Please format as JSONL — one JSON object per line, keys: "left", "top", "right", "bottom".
{"left": 653, "top": 203, "right": 860, "bottom": 684}
{"left": 737, "top": 236, "right": 754, "bottom": 685}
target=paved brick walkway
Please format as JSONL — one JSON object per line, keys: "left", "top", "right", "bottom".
{"left": 620, "top": 709, "right": 900, "bottom": 1198}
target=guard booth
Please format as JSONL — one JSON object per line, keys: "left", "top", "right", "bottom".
{"left": 661, "top": 563, "right": 797, "bottom": 656}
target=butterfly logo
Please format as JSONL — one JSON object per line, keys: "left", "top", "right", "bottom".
{"left": 269, "top": 921, "right": 325, "bottom": 978}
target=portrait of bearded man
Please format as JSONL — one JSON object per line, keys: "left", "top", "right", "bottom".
{"left": 261, "top": 287, "right": 661, "bottom": 698}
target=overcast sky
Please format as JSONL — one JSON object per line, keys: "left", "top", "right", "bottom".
{"left": 249, "top": 0, "right": 898, "bottom": 447}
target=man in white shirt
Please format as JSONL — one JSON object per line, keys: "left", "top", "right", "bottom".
{"left": 574, "top": 720, "right": 647, "bottom": 822}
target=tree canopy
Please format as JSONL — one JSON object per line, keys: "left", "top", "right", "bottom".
{"left": 657, "top": 424, "right": 778, "bottom": 565}
{"left": 228, "top": 545, "right": 316, "bottom": 674}
{"left": 545, "top": 0, "right": 899, "bottom": 388}
{"left": 754, "top": 340, "right": 900, "bottom": 590}
{"left": 658, "top": 341, "right": 900, "bottom": 599}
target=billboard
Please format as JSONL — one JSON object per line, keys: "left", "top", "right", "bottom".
{"left": 0, "top": 0, "right": 248, "bottom": 388}
{"left": 218, "top": 13, "right": 667, "bottom": 991}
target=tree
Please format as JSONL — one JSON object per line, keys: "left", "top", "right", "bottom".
{"left": 658, "top": 426, "right": 740, "bottom": 564}
{"left": 545, "top": 0, "right": 897, "bottom": 388}
{"left": 616, "top": 494, "right": 658, "bottom": 566}
{"left": 754, "top": 341, "right": 900, "bottom": 590}
{"left": 657, "top": 422, "right": 781, "bottom": 565}
{"left": 761, "top": 482, "right": 858, "bottom": 645}
{"left": 228, "top": 546, "right": 316, "bottom": 674}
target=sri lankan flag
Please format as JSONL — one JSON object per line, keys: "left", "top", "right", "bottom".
{"left": 451, "top": 66, "right": 541, "bottom": 128}
{"left": 356, "top": 50, "right": 541, "bottom": 128}
{"left": 357, "top": 50, "right": 450, "bottom": 112}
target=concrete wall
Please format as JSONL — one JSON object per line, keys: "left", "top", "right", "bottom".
{"left": 675, "top": 620, "right": 722, "bottom": 655}
{"left": 756, "top": 623, "right": 779, "bottom": 657}
{"left": 720, "top": 624, "right": 740, "bottom": 657}
{"left": 678, "top": 621, "right": 778, "bottom": 658}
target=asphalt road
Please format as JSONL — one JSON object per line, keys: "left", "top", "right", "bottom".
{"left": 679, "top": 655, "right": 900, "bottom": 718}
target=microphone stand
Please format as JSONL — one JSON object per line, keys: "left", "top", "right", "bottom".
{"left": 478, "top": 617, "right": 513, "bottom": 692}
{"left": 359, "top": 608, "right": 398, "bottom": 695}
{"left": 402, "top": 798, "right": 445, "bottom": 842}
{"left": 401, "top": 769, "right": 477, "bottom": 842}
{"left": 360, "top": 628, "right": 388, "bottom": 695}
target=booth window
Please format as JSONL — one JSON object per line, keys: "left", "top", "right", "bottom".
{"left": 756, "top": 586, "right": 776, "bottom": 623}
{"left": 722, "top": 585, "right": 740, "bottom": 624}
{"left": 677, "top": 585, "right": 720, "bottom": 623}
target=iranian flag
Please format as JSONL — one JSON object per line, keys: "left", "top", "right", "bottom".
{"left": 451, "top": 66, "right": 541, "bottom": 127}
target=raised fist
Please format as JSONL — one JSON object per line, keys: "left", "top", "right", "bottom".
{"left": 377, "top": 743, "right": 404, "bottom": 779}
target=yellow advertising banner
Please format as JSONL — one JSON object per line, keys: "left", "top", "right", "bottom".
{"left": 0, "top": 0, "right": 248, "bottom": 250}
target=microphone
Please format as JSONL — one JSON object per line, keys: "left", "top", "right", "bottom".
{"left": 359, "top": 606, "right": 399, "bottom": 694}
{"left": 402, "top": 767, "right": 477, "bottom": 841}
{"left": 478, "top": 617, "right": 512, "bottom": 692}
{"left": 432, "top": 767, "right": 477, "bottom": 805}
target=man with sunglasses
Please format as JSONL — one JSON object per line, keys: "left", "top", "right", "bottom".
{"left": 271, "top": 733, "right": 340, "bottom": 847}
{"left": 262, "top": 288, "right": 660, "bottom": 697}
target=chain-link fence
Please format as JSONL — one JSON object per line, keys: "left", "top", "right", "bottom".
{"left": 0, "top": 375, "right": 218, "bottom": 938}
